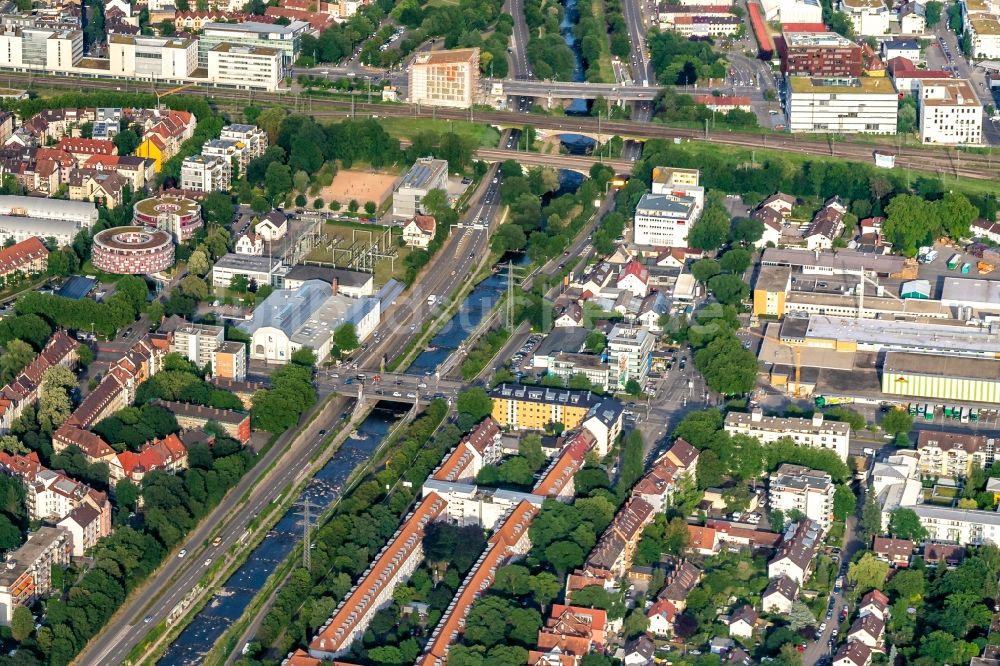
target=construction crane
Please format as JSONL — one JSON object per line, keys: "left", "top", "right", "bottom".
{"left": 746, "top": 327, "right": 802, "bottom": 398}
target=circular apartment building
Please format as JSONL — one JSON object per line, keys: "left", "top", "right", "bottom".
{"left": 92, "top": 227, "right": 175, "bottom": 275}
{"left": 133, "top": 195, "right": 203, "bottom": 242}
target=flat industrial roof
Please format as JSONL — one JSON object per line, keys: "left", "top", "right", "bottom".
{"left": 761, "top": 247, "right": 906, "bottom": 275}
{"left": 0, "top": 195, "right": 98, "bottom": 223}
{"left": 755, "top": 265, "right": 792, "bottom": 293}
{"left": 794, "top": 314, "right": 1000, "bottom": 355}
{"left": 883, "top": 350, "right": 1000, "bottom": 381}
{"left": 213, "top": 253, "right": 281, "bottom": 273}
{"left": 941, "top": 277, "right": 1000, "bottom": 308}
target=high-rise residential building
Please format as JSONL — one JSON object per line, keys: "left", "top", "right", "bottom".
{"left": 781, "top": 31, "right": 862, "bottom": 76}
{"left": 769, "top": 464, "right": 835, "bottom": 533}
{"left": 181, "top": 154, "right": 229, "bottom": 193}
{"left": 607, "top": 324, "right": 655, "bottom": 390}
{"left": 917, "top": 78, "right": 983, "bottom": 145}
{"left": 785, "top": 76, "right": 898, "bottom": 134}
{"left": 170, "top": 322, "right": 224, "bottom": 370}
{"left": 408, "top": 48, "right": 480, "bottom": 109}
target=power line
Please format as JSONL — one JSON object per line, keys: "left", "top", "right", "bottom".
{"left": 303, "top": 497, "right": 311, "bottom": 571}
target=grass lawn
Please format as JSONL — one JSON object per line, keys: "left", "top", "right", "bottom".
{"left": 376, "top": 116, "right": 502, "bottom": 149}
{"left": 304, "top": 220, "right": 411, "bottom": 286}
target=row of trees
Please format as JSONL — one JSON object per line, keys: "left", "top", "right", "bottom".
{"left": 133, "top": 353, "right": 244, "bottom": 412}
{"left": 251, "top": 400, "right": 452, "bottom": 658}
{"left": 250, "top": 361, "right": 318, "bottom": 433}
{"left": 653, "top": 89, "right": 758, "bottom": 129}
{"left": 523, "top": 0, "right": 576, "bottom": 81}
{"left": 574, "top": 0, "right": 613, "bottom": 83}
{"left": 15, "top": 276, "right": 148, "bottom": 338}
{"left": 633, "top": 139, "right": 998, "bottom": 227}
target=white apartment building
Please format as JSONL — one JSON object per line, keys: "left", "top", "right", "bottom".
{"left": 918, "top": 79, "right": 983, "bottom": 145}
{"left": 607, "top": 324, "right": 655, "bottom": 391}
{"left": 0, "top": 26, "right": 82, "bottom": 70}
{"left": 408, "top": 48, "right": 480, "bottom": 109}
{"left": 962, "top": 0, "right": 1000, "bottom": 59}
{"left": 180, "top": 154, "right": 229, "bottom": 193}
{"left": 207, "top": 44, "right": 282, "bottom": 91}
{"left": 0, "top": 527, "right": 71, "bottom": 625}
{"left": 912, "top": 504, "right": 1000, "bottom": 546}
{"left": 785, "top": 76, "right": 898, "bottom": 134}
{"left": 220, "top": 124, "right": 268, "bottom": 161}
{"left": 839, "top": 0, "right": 891, "bottom": 35}
{"left": 761, "top": 0, "right": 823, "bottom": 22}
{"left": 108, "top": 35, "right": 197, "bottom": 79}
{"left": 724, "top": 410, "right": 851, "bottom": 460}
{"left": 769, "top": 464, "right": 835, "bottom": 533}
{"left": 170, "top": 322, "right": 224, "bottom": 369}
{"left": 202, "top": 138, "right": 250, "bottom": 178}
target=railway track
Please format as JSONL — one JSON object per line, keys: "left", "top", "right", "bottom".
{"left": 9, "top": 71, "right": 1000, "bottom": 181}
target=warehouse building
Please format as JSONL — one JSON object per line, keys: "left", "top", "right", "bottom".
{"left": 881, "top": 351, "right": 1000, "bottom": 403}
{"left": 211, "top": 253, "right": 283, "bottom": 289}
{"left": 940, "top": 277, "right": 1000, "bottom": 313}
{"left": 238, "top": 279, "right": 380, "bottom": 363}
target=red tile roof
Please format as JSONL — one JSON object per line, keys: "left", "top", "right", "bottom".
{"left": 0, "top": 237, "right": 48, "bottom": 276}
{"left": 55, "top": 138, "right": 117, "bottom": 156}
{"left": 116, "top": 434, "right": 187, "bottom": 477}
{"left": 533, "top": 431, "right": 594, "bottom": 497}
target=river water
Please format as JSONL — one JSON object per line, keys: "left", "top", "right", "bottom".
{"left": 559, "top": 0, "right": 599, "bottom": 155}
{"left": 157, "top": 407, "right": 402, "bottom": 665}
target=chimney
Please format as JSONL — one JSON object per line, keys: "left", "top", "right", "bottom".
{"left": 751, "top": 409, "right": 763, "bottom": 422}
{"left": 330, "top": 277, "right": 338, "bottom": 296}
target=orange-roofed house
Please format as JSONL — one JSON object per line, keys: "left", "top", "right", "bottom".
{"left": 616, "top": 260, "right": 649, "bottom": 298}
{"left": 310, "top": 493, "right": 450, "bottom": 659}
{"left": 692, "top": 95, "right": 752, "bottom": 112}
{"left": 0, "top": 237, "right": 48, "bottom": 282}
{"left": 403, "top": 215, "right": 437, "bottom": 248}
{"left": 55, "top": 138, "right": 118, "bottom": 166}
{"left": 647, "top": 598, "right": 677, "bottom": 637}
{"left": 688, "top": 524, "right": 719, "bottom": 555}
{"left": 109, "top": 433, "right": 188, "bottom": 484}
{"left": 533, "top": 430, "right": 594, "bottom": 500}
{"left": 418, "top": 500, "right": 538, "bottom": 666}
{"left": 529, "top": 604, "right": 608, "bottom": 665}
{"left": 431, "top": 417, "right": 502, "bottom": 483}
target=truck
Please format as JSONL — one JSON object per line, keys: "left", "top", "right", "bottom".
{"left": 814, "top": 395, "right": 854, "bottom": 407}
{"left": 947, "top": 254, "right": 962, "bottom": 270}
{"left": 961, "top": 262, "right": 972, "bottom": 274}
{"left": 921, "top": 249, "right": 939, "bottom": 264}
{"left": 978, "top": 262, "right": 995, "bottom": 274}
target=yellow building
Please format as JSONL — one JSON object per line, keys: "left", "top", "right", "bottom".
{"left": 752, "top": 265, "right": 791, "bottom": 318}
{"left": 136, "top": 135, "right": 166, "bottom": 172}
{"left": 490, "top": 384, "right": 601, "bottom": 431}
{"left": 652, "top": 167, "right": 700, "bottom": 188}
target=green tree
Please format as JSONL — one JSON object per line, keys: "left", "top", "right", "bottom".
{"left": 730, "top": 217, "right": 765, "bottom": 245}
{"left": 530, "top": 572, "right": 561, "bottom": 609}
{"left": 187, "top": 250, "right": 210, "bottom": 277}
{"left": 113, "top": 128, "right": 141, "bottom": 155}
{"left": 888, "top": 507, "right": 928, "bottom": 541}
{"left": 333, "top": 323, "right": 358, "bottom": 355}
{"left": 925, "top": 0, "right": 943, "bottom": 26}
{"left": 720, "top": 248, "right": 752, "bottom": 274}
{"left": 690, "top": 258, "right": 721, "bottom": 284}
{"left": 860, "top": 489, "right": 882, "bottom": 540}
{"left": 457, "top": 387, "right": 493, "bottom": 423}
{"left": 115, "top": 479, "right": 140, "bottom": 513}
{"left": 10, "top": 605, "right": 34, "bottom": 642}
{"left": 265, "top": 162, "right": 292, "bottom": 199}
{"left": 881, "top": 409, "right": 913, "bottom": 436}
{"left": 833, "top": 484, "right": 856, "bottom": 521}
{"left": 707, "top": 274, "right": 750, "bottom": 305}
{"left": 687, "top": 196, "right": 730, "bottom": 251}
{"left": 847, "top": 552, "right": 890, "bottom": 595}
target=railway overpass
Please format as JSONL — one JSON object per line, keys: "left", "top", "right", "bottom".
{"left": 485, "top": 79, "right": 662, "bottom": 102}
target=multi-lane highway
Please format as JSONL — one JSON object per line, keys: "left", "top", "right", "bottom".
{"left": 620, "top": 0, "right": 651, "bottom": 85}
{"left": 505, "top": 0, "right": 533, "bottom": 80}
{"left": 73, "top": 166, "right": 504, "bottom": 666}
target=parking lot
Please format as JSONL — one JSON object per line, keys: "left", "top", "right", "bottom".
{"left": 510, "top": 333, "right": 544, "bottom": 375}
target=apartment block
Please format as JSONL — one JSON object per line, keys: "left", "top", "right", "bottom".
{"left": 0, "top": 26, "right": 82, "bottom": 70}
{"left": 0, "top": 527, "right": 72, "bottom": 624}
{"left": 584, "top": 496, "right": 655, "bottom": 577}
{"left": 180, "top": 154, "right": 229, "bottom": 193}
{"left": 170, "top": 322, "right": 224, "bottom": 369}
{"left": 207, "top": 44, "right": 282, "bottom": 91}
{"left": 769, "top": 463, "right": 835, "bottom": 532}
{"left": 768, "top": 519, "right": 821, "bottom": 585}
{"left": 781, "top": 32, "right": 862, "bottom": 76}
{"left": 724, "top": 410, "right": 851, "bottom": 460}
{"left": 916, "top": 429, "right": 995, "bottom": 478}
{"left": 607, "top": 324, "right": 654, "bottom": 390}
{"left": 634, "top": 167, "right": 705, "bottom": 247}
{"left": 408, "top": 47, "right": 480, "bottom": 109}
{"left": 917, "top": 78, "right": 983, "bottom": 145}
{"left": 489, "top": 384, "right": 613, "bottom": 432}
{"left": 202, "top": 138, "right": 250, "bottom": 178}
{"left": 213, "top": 341, "right": 247, "bottom": 381}
{"left": 839, "top": 0, "right": 891, "bottom": 35}
{"left": 911, "top": 504, "right": 1000, "bottom": 546}
{"left": 785, "top": 76, "right": 898, "bottom": 134}
{"left": 219, "top": 124, "right": 268, "bottom": 161}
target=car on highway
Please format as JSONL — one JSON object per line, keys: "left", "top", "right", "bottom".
{"left": 204, "top": 558, "right": 212, "bottom": 567}
{"left": 393, "top": 391, "right": 402, "bottom": 397}
{"left": 178, "top": 549, "right": 187, "bottom": 558}
{"left": 144, "top": 615, "right": 153, "bottom": 624}
{"left": 212, "top": 536, "right": 222, "bottom": 547}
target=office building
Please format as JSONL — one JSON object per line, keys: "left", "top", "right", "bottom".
{"left": 211, "top": 253, "right": 282, "bottom": 289}
{"left": 967, "top": 15, "right": 1000, "bottom": 59}
{"left": 760, "top": 0, "right": 823, "bottom": 22}
{"left": 607, "top": 324, "right": 654, "bottom": 390}
{"left": 237, "top": 279, "right": 380, "bottom": 363}
{"left": 392, "top": 158, "right": 449, "bottom": 218}
{"left": 769, "top": 464, "right": 835, "bottom": 532}
{"left": 752, "top": 265, "right": 792, "bottom": 318}
{"left": 279, "top": 265, "right": 375, "bottom": 298}
{"left": 108, "top": 35, "right": 197, "bottom": 79}
{"left": 725, "top": 410, "right": 851, "bottom": 460}
{"left": 198, "top": 20, "right": 309, "bottom": 67}
{"left": 781, "top": 32, "right": 862, "bottom": 76}
{"left": 207, "top": 44, "right": 283, "bottom": 91}
{"left": 181, "top": 154, "right": 229, "bottom": 193}
{"left": 0, "top": 26, "right": 82, "bottom": 70}
{"left": 408, "top": 47, "right": 480, "bottom": 109}
{"left": 917, "top": 78, "right": 983, "bottom": 145}
{"left": 785, "top": 76, "right": 898, "bottom": 134}
{"left": 634, "top": 167, "right": 705, "bottom": 247}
